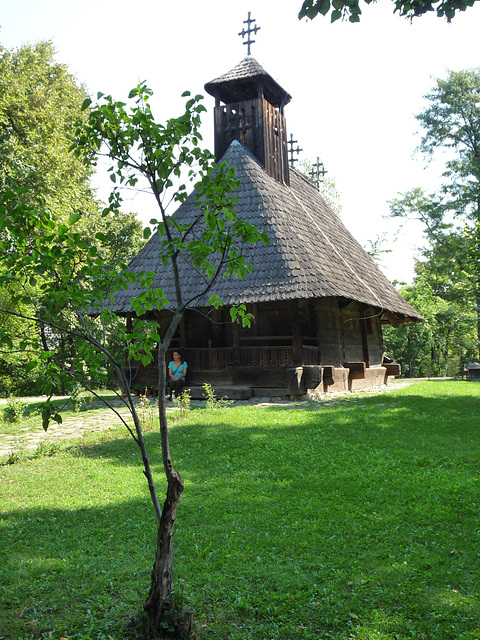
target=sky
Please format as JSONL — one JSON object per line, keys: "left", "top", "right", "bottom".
{"left": 2, "top": 0, "right": 480, "bottom": 283}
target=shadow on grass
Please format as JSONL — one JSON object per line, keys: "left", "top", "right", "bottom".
{"left": 2, "top": 381, "right": 479, "bottom": 639}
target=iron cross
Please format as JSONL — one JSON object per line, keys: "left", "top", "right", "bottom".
{"left": 309, "top": 157, "right": 328, "bottom": 188}
{"left": 238, "top": 12, "right": 260, "bottom": 55}
{"left": 288, "top": 134, "right": 303, "bottom": 167}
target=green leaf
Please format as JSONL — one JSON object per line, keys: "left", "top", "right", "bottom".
{"left": 260, "top": 232, "right": 270, "bottom": 245}
{"left": 81, "top": 97, "right": 92, "bottom": 111}
{"left": 68, "top": 213, "right": 81, "bottom": 225}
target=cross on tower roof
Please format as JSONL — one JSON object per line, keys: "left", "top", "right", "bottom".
{"left": 238, "top": 12, "right": 260, "bottom": 56}
{"left": 287, "top": 134, "right": 303, "bottom": 167}
{"left": 309, "top": 157, "right": 328, "bottom": 189}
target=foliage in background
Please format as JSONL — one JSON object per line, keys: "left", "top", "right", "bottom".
{"left": 388, "top": 69, "right": 480, "bottom": 369}
{"left": 297, "top": 158, "right": 343, "bottom": 217}
{"left": 0, "top": 40, "right": 93, "bottom": 216}
{"left": 0, "top": 40, "right": 145, "bottom": 395}
{"left": 383, "top": 273, "right": 477, "bottom": 376}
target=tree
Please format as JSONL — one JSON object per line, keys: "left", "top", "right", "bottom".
{"left": 0, "top": 84, "right": 267, "bottom": 636}
{"left": 0, "top": 41, "right": 94, "bottom": 217}
{"left": 389, "top": 69, "right": 480, "bottom": 359}
{"left": 0, "top": 40, "right": 145, "bottom": 394}
{"left": 383, "top": 269, "right": 477, "bottom": 376}
{"left": 298, "top": 0, "right": 477, "bottom": 23}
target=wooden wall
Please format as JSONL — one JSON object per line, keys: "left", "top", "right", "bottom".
{"left": 214, "top": 97, "right": 289, "bottom": 185}
{"left": 128, "top": 298, "right": 386, "bottom": 394}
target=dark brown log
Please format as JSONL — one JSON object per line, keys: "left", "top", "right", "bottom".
{"left": 343, "top": 362, "right": 366, "bottom": 376}
{"left": 384, "top": 362, "right": 401, "bottom": 376}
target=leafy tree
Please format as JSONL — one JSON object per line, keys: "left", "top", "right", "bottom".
{"left": 364, "top": 232, "right": 392, "bottom": 267}
{"left": 383, "top": 270, "right": 477, "bottom": 376}
{"left": 0, "top": 40, "right": 94, "bottom": 217}
{"left": 298, "top": 0, "right": 477, "bottom": 23}
{"left": 0, "top": 85, "right": 267, "bottom": 636}
{"left": 0, "top": 40, "right": 145, "bottom": 392}
{"left": 389, "top": 69, "right": 480, "bottom": 359}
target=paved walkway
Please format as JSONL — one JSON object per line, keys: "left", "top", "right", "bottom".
{"left": 0, "top": 395, "right": 293, "bottom": 458}
{"left": 0, "top": 397, "right": 138, "bottom": 458}
{"left": 0, "top": 381, "right": 415, "bottom": 459}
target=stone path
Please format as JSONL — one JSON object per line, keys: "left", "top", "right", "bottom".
{"left": 0, "top": 397, "right": 137, "bottom": 458}
{"left": 0, "top": 381, "right": 415, "bottom": 459}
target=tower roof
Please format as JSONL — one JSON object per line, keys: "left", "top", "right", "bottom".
{"left": 204, "top": 57, "right": 292, "bottom": 108}
{"left": 105, "top": 141, "right": 422, "bottom": 324}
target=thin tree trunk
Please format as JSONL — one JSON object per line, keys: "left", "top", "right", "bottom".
{"left": 144, "top": 333, "right": 191, "bottom": 636}
{"left": 144, "top": 471, "right": 188, "bottom": 636}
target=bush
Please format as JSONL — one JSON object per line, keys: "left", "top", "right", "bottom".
{"left": 0, "top": 354, "right": 41, "bottom": 397}
{"left": 3, "top": 397, "right": 27, "bottom": 423}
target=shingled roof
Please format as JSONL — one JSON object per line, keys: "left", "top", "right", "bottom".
{"left": 107, "top": 140, "right": 422, "bottom": 323}
{"left": 204, "top": 57, "right": 292, "bottom": 108}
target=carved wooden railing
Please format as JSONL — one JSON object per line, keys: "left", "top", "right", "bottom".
{"left": 127, "top": 344, "right": 319, "bottom": 370}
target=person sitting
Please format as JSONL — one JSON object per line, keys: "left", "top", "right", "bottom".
{"left": 166, "top": 351, "right": 188, "bottom": 400}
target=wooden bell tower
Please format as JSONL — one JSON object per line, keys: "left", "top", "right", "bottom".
{"left": 204, "top": 56, "right": 292, "bottom": 186}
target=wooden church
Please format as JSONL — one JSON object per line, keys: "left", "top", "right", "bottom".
{"left": 107, "top": 37, "right": 422, "bottom": 399}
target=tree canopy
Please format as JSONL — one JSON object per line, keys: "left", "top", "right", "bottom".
{"left": 299, "top": 0, "right": 477, "bottom": 23}
{"left": 387, "top": 69, "right": 480, "bottom": 369}
{"left": 0, "top": 41, "right": 94, "bottom": 217}
{"left": 0, "top": 40, "right": 145, "bottom": 396}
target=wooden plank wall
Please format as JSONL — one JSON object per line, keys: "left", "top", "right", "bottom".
{"left": 263, "top": 100, "right": 289, "bottom": 185}
{"left": 213, "top": 98, "right": 289, "bottom": 185}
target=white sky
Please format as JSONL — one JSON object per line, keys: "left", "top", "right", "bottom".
{"left": 2, "top": 0, "right": 480, "bottom": 283}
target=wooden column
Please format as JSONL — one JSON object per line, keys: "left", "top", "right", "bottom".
{"left": 360, "top": 312, "right": 370, "bottom": 368}
{"left": 232, "top": 321, "right": 240, "bottom": 366}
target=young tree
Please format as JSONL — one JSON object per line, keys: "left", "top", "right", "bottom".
{"left": 0, "top": 84, "right": 267, "bottom": 636}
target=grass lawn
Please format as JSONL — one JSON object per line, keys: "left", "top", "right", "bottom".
{"left": 0, "top": 380, "right": 479, "bottom": 639}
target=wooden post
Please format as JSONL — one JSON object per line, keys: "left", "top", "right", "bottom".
{"left": 232, "top": 321, "right": 240, "bottom": 366}
{"left": 292, "top": 323, "right": 303, "bottom": 365}
{"left": 360, "top": 313, "right": 370, "bottom": 368}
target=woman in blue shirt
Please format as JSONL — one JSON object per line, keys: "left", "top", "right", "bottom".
{"left": 167, "top": 351, "right": 188, "bottom": 400}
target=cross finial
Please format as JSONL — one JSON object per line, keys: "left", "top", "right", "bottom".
{"left": 309, "top": 156, "right": 328, "bottom": 189}
{"left": 288, "top": 134, "right": 303, "bottom": 167}
{"left": 238, "top": 12, "right": 260, "bottom": 56}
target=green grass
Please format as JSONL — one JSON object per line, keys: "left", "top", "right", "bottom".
{"left": 1, "top": 380, "right": 479, "bottom": 639}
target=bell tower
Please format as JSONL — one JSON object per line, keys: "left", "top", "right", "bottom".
{"left": 204, "top": 56, "right": 292, "bottom": 186}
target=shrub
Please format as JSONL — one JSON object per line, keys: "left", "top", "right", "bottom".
{"left": 3, "top": 397, "right": 28, "bottom": 423}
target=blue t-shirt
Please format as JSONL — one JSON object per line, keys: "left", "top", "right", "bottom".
{"left": 169, "top": 361, "right": 188, "bottom": 380}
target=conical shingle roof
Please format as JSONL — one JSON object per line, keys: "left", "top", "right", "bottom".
{"left": 107, "top": 141, "right": 422, "bottom": 323}
{"left": 204, "top": 57, "right": 292, "bottom": 108}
